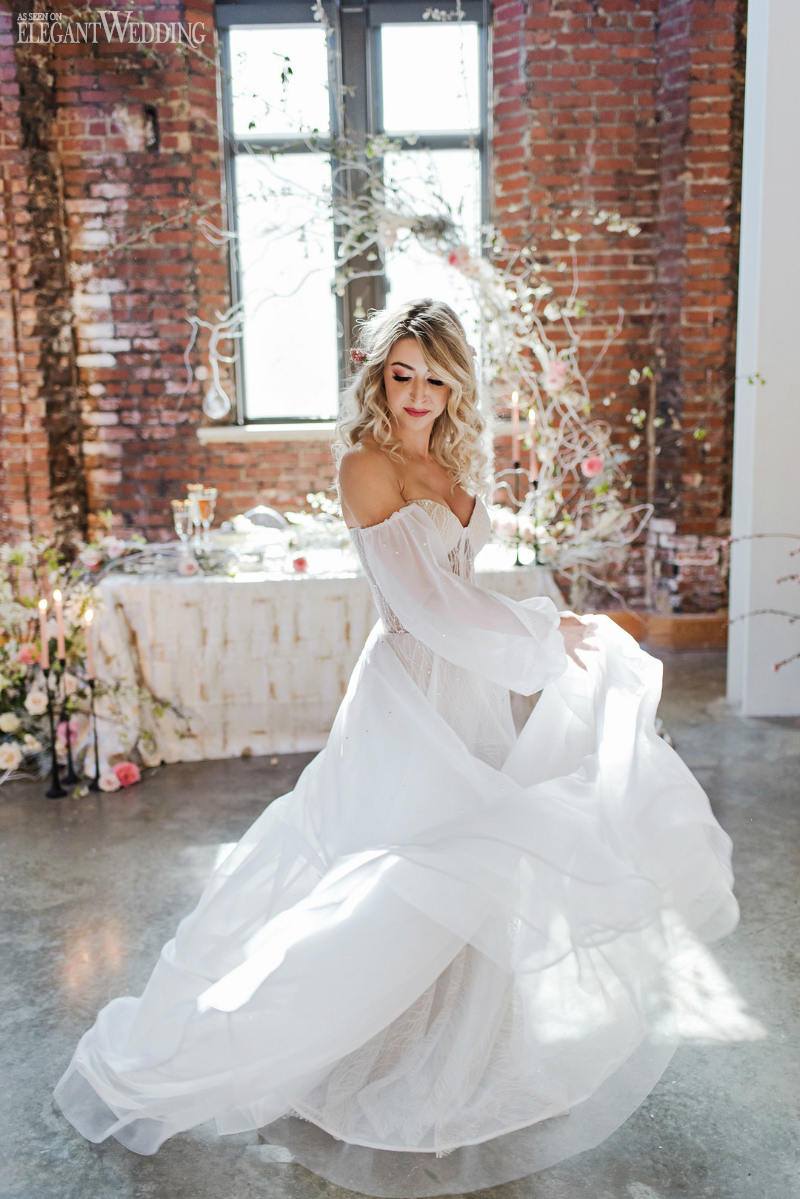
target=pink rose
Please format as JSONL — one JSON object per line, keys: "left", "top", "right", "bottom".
{"left": 517, "top": 514, "right": 537, "bottom": 544}
{"left": 101, "top": 535, "right": 127, "bottom": 559}
{"left": 542, "top": 359, "right": 569, "bottom": 393}
{"left": 98, "top": 771, "right": 121, "bottom": 792}
{"left": 581, "top": 455, "right": 604, "bottom": 478}
{"left": 178, "top": 555, "right": 200, "bottom": 577}
{"left": 292, "top": 556, "right": 308, "bottom": 573}
{"left": 447, "top": 245, "right": 471, "bottom": 271}
{"left": 113, "top": 760, "right": 141, "bottom": 787}
{"left": 79, "top": 546, "right": 103, "bottom": 570}
{"left": 17, "top": 642, "right": 37, "bottom": 665}
{"left": 57, "top": 717, "right": 80, "bottom": 743}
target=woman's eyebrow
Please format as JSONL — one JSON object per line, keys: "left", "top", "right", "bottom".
{"left": 391, "top": 361, "right": 441, "bottom": 374}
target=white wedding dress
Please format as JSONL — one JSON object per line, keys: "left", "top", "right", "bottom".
{"left": 54, "top": 496, "right": 739, "bottom": 1197}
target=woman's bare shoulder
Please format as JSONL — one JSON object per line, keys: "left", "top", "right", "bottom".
{"left": 338, "top": 441, "right": 405, "bottom": 528}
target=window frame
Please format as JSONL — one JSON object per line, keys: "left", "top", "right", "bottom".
{"left": 215, "top": 0, "right": 492, "bottom": 426}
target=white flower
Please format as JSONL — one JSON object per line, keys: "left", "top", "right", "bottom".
{"left": 24, "top": 690, "right": 48, "bottom": 716}
{"left": 100, "top": 535, "right": 127, "bottom": 559}
{"left": 79, "top": 546, "right": 103, "bottom": 570}
{"left": 491, "top": 509, "right": 519, "bottom": 540}
{"left": 517, "top": 515, "right": 537, "bottom": 544}
{"left": 62, "top": 672, "right": 79, "bottom": 696}
{"left": 98, "top": 770, "right": 121, "bottom": 792}
{"left": 0, "top": 712, "right": 21, "bottom": 733}
{"left": 0, "top": 741, "right": 22, "bottom": 771}
{"left": 377, "top": 221, "right": 397, "bottom": 250}
{"left": 23, "top": 733, "right": 42, "bottom": 753}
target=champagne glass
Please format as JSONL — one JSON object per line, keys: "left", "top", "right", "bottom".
{"left": 186, "top": 484, "right": 204, "bottom": 551}
{"left": 197, "top": 488, "right": 217, "bottom": 549}
{"left": 171, "top": 499, "right": 192, "bottom": 551}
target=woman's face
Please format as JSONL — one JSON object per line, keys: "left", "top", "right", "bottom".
{"left": 382, "top": 337, "right": 450, "bottom": 436}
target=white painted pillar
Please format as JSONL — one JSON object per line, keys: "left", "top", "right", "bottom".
{"left": 727, "top": 0, "right": 800, "bottom": 716}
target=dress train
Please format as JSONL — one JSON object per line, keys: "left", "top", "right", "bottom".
{"left": 53, "top": 497, "right": 739, "bottom": 1196}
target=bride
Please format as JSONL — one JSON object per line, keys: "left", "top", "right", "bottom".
{"left": 54, "top": 299, "right": 739, "bottom": 1197}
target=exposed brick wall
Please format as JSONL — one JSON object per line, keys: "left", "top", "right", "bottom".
{"left": 50, "top": 0, "right": 233, "bottom": 540}
{"left": 490, "top": 0, "right": 745, "bottom": 612}
{"left": 647, "top": 0, "right": 746, "bottom": 612}
{"left": 1, "top": 0, "right": 745, "bottom": 614}
{"left": 1, "top": 3, "right": 88, "bottom": 548}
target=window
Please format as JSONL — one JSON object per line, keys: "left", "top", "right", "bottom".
{"left": 216, "top": 1, "right": 490, "bottom": 424}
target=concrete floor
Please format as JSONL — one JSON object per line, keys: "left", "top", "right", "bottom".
{"left": 0, "top": 651, "right": 798, "bottom": 1199}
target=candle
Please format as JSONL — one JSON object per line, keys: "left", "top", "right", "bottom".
{"left": 38, "top": 598, "right": 49, "bottom": 670}
{"left": 511, "top": 391, "right": 520, "bottom": 464}
{"left": 528, "top": 408, "right": 539, "bottom": 480}
{"left": 84, "top": 608, "right": 96, "bottom": 680}
{"left": 53, "top": 589, "right": 66, "bottom": 660}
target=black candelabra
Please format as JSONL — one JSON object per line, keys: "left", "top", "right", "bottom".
{"left": 54, "top": 657, "right": 79, "bottom": 785}
{"left": 42, "top": 665, "right": 66, "bottom": 799}
{"left": 495, "top": 462, "right": 542, "bottom": 566}
{"left": 87, "top": 677, "right": 101, "bottom": 792}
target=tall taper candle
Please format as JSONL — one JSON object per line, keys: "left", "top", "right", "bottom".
{"left": 53, "top": 589, "right": 66, "bottom": 660}
{"left": 38, "top": 598, "right": 49, "bottom": 670}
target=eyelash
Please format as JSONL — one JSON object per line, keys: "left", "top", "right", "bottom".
{"left": 392, "top": 374, "right": 444, "bottom": 387}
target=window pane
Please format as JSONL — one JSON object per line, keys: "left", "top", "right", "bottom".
{"left": 235, "top": 153, "right": 338, "bottom": 420}
{"left": 380, "top": 23, "right": 480, "bottom": 134}
{"left": 383, "top": 149, "right": 482, "bottom": 352}
{"left": 229, "top": 26, "right": 330, "bottom": 138}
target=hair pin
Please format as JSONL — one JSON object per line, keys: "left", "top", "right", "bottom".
{"left": 350, "top": 348, "right": 367, "bottom": 365}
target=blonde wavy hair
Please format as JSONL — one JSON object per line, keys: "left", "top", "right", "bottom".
{"left": 332, "top": 298, "right": 492, "bottom": 497}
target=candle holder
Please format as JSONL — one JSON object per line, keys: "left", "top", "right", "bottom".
{"left": 495, "top": 463, "right": 542, "bottom": 567}
{"left": 56, "top": 661, "right": 80, "bottom": 786}
{"left": 87, "top": 677, "right": 101, "bottom": 792}
{"left": 42, "top": 666, "right": 66, "bottom": 799}
{"left": 528, "top": 478, "right": 542, "bottom": 567}
{"left": 512, "top": 460, "right": 523, "bottom": 565}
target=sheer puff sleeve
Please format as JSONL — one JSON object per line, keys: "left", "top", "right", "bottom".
{"left": 353, "top": 504, "right": 570, "bottom": 696}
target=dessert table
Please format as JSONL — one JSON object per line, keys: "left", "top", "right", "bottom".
{"left": 92, "top": 542, "right": 563, "bottom": 765}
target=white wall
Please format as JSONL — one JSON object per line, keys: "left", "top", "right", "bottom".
{"left": 727, "top": 0, "right": 800, "bottom": 715}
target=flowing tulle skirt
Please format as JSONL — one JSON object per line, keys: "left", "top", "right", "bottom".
{"left": 54, "top": 615, "right": 738, "bottom": 1196}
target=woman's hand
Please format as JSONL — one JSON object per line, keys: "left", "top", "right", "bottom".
{"left": 558, "top": 613, "right": 599, "bottom": 672}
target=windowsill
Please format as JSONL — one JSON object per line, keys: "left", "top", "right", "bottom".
{"left": 197, "top": 422, "right": 337, "bottom": 445}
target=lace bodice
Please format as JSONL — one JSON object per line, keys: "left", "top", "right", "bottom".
{"left": 349, "top": 497, "right": 492, "bottom": 635}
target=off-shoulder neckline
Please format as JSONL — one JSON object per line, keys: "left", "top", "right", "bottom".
{"left": 348, "top": 495, "right": 481, "bottom": 535}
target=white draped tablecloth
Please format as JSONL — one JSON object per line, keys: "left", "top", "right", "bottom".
{"left": 93, "top": 544, "right": 563, "bottom": 765}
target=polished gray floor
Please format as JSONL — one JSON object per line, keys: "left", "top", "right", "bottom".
{"left": 1, "top": 652, "right": 798, "bottom": 1199}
